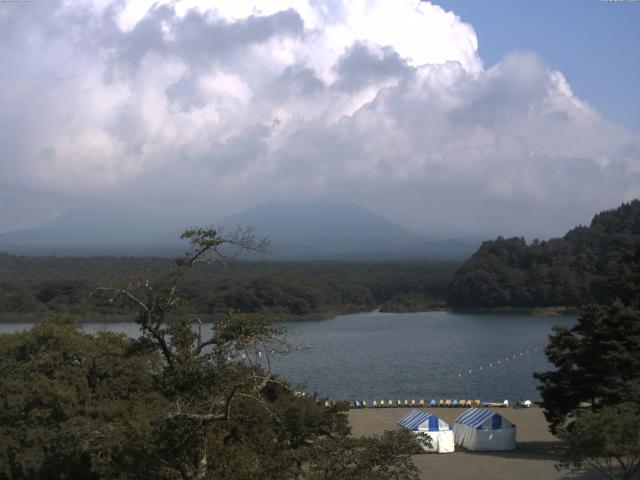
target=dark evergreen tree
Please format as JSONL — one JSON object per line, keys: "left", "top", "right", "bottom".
{"left": 535, "top": 251, "right": 640, "bottom": 480}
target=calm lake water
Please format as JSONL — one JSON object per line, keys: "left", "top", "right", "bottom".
{"left": 0, "top": 311, "right": 575, "bottom": 403}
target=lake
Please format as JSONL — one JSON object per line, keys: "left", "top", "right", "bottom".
{"left": 0, "top": 310, "right": 575, "bottom": 403}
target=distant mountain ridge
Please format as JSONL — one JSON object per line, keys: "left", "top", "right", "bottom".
{"left": 221, "top": 201, "right": 421, "bottom": 241}
{"left": 0, "top": 201, "right": 481, "bottom": 260}
{"left": 0, "top": 204, "right": 185, "bottom": 256}
{"left": 448, "top": 200, "right": 640, "bottom": 308}
{"left": 219, "top": 201, "right": 479, "bottom": 260}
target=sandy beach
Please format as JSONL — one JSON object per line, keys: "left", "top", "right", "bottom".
{"left": 348, "top": 407, "right": 604, "bottom": 480}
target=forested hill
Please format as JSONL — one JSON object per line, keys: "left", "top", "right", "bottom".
{"left": 448, "top": 200, "right": 640, "bottom": 308}
{"left": 0, "top": 256, "right": 457, "bottom": 321}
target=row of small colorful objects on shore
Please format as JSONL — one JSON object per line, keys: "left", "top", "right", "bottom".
{"left": 316, "top": 398, "right": 531, "bottom": 409}
{"left": 325, "top": 399, "right": 485, "bottom": 409}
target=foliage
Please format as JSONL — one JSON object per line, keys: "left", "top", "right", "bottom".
{"left": 449, "top": 200, "right": 640, "bottom": 308}
{"left": 557, "top": 403, "right": 640, "bottom": 480}
{"left": 378, "top": 292, "right": 444, "bottom": 313}
{"left": 0, "top": 253, "right": 458, "bottom": 320}
{"left": 536, "top": 249, "right": 640, "bottom": 479}
{"left": 0, "top": 318, "right": 165, "bottom": 480}
{"left": 0, "top": 228, "right": 423, "bottom": 479}
{"left": 534, "top": 300, "right": 640, "bottom": 433}
{"left": 304, "top": 430, "right": 424, "bottom": 480}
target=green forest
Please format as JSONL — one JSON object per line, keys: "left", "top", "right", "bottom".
{"left": 448, "top": 200, "right": 640, "bottom": 308}
{"left": 0, "top": 229, "right": 426, "bottom": 479}
{"left": 0, "top": 254, "right": 457, "bottom": 321}
{"left": 1, "top": 205, "right": 640, "bottom": 478}
{"left": 3, "top": 200, "right": 640, "bottom": 320}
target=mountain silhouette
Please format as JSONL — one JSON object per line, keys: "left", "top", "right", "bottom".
{"left": 0, "top": 201, "right": 481, "bottom": 259}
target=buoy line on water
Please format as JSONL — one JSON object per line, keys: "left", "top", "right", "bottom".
{"left": 456, "top": 346, "right": 543, "bottom": 377}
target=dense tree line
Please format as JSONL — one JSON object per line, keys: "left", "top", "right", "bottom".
{"left": 0, "top": 254, "right": 457, "bottom": 320}
{"left": 448, "top": 200, "right": 640, "bottom": 308}
{"left": 0, "top": 228, "right": 424, "bottom": 479}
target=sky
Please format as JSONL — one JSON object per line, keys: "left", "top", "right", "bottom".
{"left": 435, "top": 0, "right": 640, "bottom": 131}
{"left": 0, "top": 0, "right": 639, "bottom": 239}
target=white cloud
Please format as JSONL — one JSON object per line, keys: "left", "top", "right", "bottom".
{"left": 0, "top": 0, "right": 638, "bottom": 237}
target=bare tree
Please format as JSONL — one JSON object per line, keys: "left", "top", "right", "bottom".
{"left": 89, "top": 227, "right": 422, "bottom": 480}
{"left": 92, "top": 227, "right": 290, "bottom": 479}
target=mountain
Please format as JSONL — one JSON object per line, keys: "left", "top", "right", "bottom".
{"left": 448, "top": 200, "right": 640, "bottom": 308}
{"left": 218, "top": 201, "right": 480, "bottom": 260}
{"left": 221, "top": 201, "right": 418, "bottom": 242}
{"left": 0, "top": 204, "right": 186, "bottom": 256}
{"left": 0, "top": 200, "right": 481, "bottom": 259}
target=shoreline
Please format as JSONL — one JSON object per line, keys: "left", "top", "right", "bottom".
{"left": 0, "top": 305, "right": 579, "bottom": 324}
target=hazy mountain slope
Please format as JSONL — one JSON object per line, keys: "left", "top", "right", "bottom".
{"left": 0, "top": 201, "right": 481, "bottom": 259}
{"left": 0, "top": 205, "right": 186, "bottom": 255}
{"left": 220, "top": 201, "right": 419, "bottom": 240}
{"left": 219, "top": 202, "right": 479, "bottom": 260}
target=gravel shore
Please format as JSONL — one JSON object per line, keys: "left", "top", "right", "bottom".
{"left": 348, "top": 407, "right": 603, "bottom": 480}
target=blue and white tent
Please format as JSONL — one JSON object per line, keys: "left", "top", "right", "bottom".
{"left": 397, "top": 409, "right": 454, "bottom": 453}
{"left": 453, "top": 408, "right": 516, "bottom": 451}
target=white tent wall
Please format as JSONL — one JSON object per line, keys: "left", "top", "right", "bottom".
{"left": 418, "top": 430, "right": 455, "bottom": 453}
{"left": 453, "top": 423, "right": 516, "bottom": 451}
{"left": 397, "top": 409, "right": 455, "bottom": 453}
{"left": 453, "top": 408, "right": 517, "bottom": 451}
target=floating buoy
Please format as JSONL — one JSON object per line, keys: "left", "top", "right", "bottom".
{"left": 454, "top": 344, "right": 545, "bottom": 381}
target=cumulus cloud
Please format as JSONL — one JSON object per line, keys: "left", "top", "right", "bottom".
{"left": 0, "top": 0, "right": 638, "bottom": 237}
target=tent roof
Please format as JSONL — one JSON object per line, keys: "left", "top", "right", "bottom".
{"left": 454, "top": 408, "right": 514, "bottom": 430}
{"left": 397, "top": 409, "right": 451, "bottom": 432}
